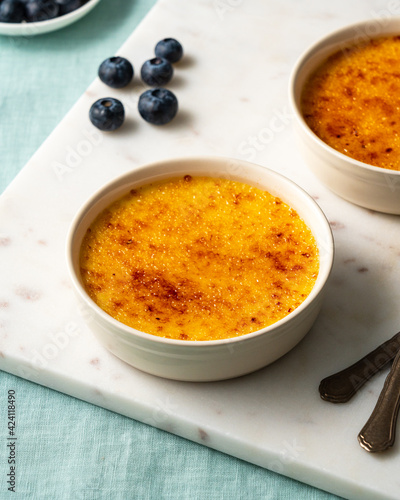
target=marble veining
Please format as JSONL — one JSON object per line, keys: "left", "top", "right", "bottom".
{"left": 1, "top": 1, "right": 400, "bottom": 499}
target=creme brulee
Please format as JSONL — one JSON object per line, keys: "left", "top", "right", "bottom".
{"left": 79, "top": 176, "right": 319, "bottom": 341}
{"left": 301, "top": 35, "right": 400, "bottom": 171}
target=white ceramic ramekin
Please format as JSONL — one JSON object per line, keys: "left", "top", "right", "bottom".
{"left": 66, "top": 157, "right": 334, "bottom": 382}
{"left": 290, "top": 18, "right": 400, "bottom": 214}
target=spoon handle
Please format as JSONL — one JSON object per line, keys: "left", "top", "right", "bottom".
{"left": 358, "top": 349, "right": 400, "bottom": 452}
{"left": 319, "top": 332, "right": 400, "bottom": 403}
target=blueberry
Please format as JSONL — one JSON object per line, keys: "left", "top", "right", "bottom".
{"left": 0, "top": 0, "right": 25, "bottom": 23}
{"left": 55, "top": 0, "right": 85, "bottom": 15}
{"left": 98, "top": 56, "right": 134, "bottom": 89}
{"left": 25, "top": 0, "right": 59, "bottom": 21}
{"left": 154, "top": 38, "right": 183, "bottom": 63}
{"left": 140, "top": 57, "right": 173, "bottom": 87}
{"left": 89, "top": 98, "right": 125, "bottom": 132}
{"left": 138, "top": 88, "right": 178, "bottom": 125}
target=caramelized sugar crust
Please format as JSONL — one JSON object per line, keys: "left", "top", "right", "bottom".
{"left": 301, "top": 35, "right": 400, "bottom": 171}
{"left": 80, "top": 176, "right": 319, "bottom": 341}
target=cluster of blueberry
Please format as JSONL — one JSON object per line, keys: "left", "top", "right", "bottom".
{"left": 89, "top": 38, "right": 183, "bottom": 132}
{"left": 0, "top": 0, "right": 87, "bottom": 23}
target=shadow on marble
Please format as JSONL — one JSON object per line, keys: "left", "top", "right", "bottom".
{"left": 166, "top": 74, "right": 186, "bottom": 91}
{"left": 175, "top": 54, "right": 197, "bottom": 70}
{"left": 166, "top": 109, "right": 193, "bottom": 129}
{"left": 116, "top": 117, "right": 139, "bottom": 137}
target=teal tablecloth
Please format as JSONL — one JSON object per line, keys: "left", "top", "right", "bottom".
{"left": 0, "top": 1, "right": 342, "bottom": 498}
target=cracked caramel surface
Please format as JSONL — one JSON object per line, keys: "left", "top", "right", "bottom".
{"left": 301, "top": 35, "right": 400, "bottom": 171}
{"left": 80, "top": 176, "right": 319, "bottom": 341}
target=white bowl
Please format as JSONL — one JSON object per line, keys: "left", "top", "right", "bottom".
{"left": 290, "top": 18, "right": 400, "bottom": 214}
{"left": 0, "top": 0, "right": 101, "bottom": 37}
{"left": 66, "top": 156, "right": 334, "bottom": 382}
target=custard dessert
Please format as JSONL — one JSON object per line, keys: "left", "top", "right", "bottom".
{"left": 79, "top": 176, "right": 319, "bottom": 341}
{"left": 301, "top": 35, "right": 400, "bottom": 171}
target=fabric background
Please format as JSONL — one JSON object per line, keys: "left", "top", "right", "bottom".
{"left": 0, "top": 1, "right": 341, "bottom": 498}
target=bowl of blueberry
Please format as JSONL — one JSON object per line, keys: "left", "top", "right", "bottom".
{"left": 0, "top": 0, "right": 101, "bottom": 36}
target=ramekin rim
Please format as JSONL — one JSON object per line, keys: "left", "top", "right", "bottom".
{"left": 289, "top": 17, "right": 400, "bottom": 178}
{"left": 66, "top": 155, "right": 334, "bottom": 348}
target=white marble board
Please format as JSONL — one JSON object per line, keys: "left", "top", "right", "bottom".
{"left": 1, "top": 1, "right": 400, "bottom": 498}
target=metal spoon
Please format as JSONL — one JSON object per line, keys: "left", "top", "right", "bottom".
{"left": 358, "top": 348, "right": 400, "bottom": 453}
{"left": 319, "top": 331, "right": 400, "bottom": 404}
